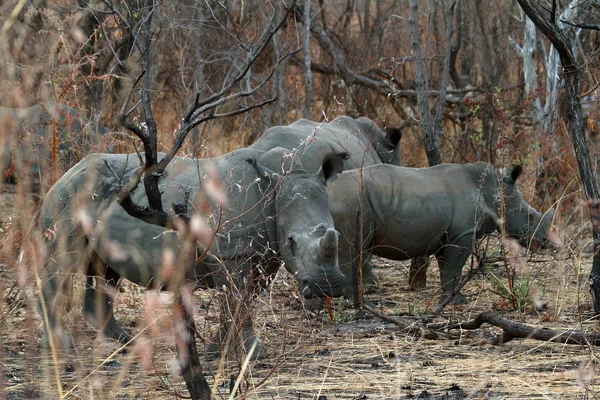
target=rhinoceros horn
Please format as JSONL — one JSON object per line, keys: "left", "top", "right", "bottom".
{"left": 319, "top": 228, "right": 338, "bottom": 259}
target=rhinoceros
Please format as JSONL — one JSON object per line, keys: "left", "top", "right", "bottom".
{"left": 0, "top": 102, "right": 109, "bottom": 187}
{"left": 327, "top": 162, "right": 557, "bottom": 303}
{"left": 39, "top": 147, "right": 347, "bottom": 354}
{"left": 249, "top": 115, "right": 402, "bottom": 290}
{"left": 249, "top": 116, "right": 402, "bottom": 172}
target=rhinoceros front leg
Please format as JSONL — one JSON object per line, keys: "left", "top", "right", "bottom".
{"left": 39, "top": 267, "right": 77, "bottom": 349}
{"left": 338, "top": 221, "right": 379, "bottom": 302}
{"left": 339, "top": 252, "right": 379, "bottom": 302}
{"left": 435, "top": 237, "right": 473, "bottom": 305}
{"left": 361, "top": 254, "right": 380, "bottom": 293}
{"left": 82, "top": 254, "right": 132, "bottom": 345}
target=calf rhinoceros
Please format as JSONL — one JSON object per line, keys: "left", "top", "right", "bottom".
{"left": 39, "top": 147, "right": 347, "bottom": 354}
{"left": 328, "top": 162, "right": 556, "bottom": 303}
{"left": 249, "top": 116, "right": 402, "bottom": 289}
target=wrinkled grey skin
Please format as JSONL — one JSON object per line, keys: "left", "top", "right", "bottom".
{"left": 0, "top": 103, "right": 109, "bottom": 186}
{"left": 39, "top": 147, "right": 346, "bottom": 352}
{"left": 328, "top": 162, "right": 556, "bottom": 303}
{"left": 249, "top": 116, "right": 402, "bottom": 171}
{"left": 249, "top": 116, "right": 402, "bottom": 290}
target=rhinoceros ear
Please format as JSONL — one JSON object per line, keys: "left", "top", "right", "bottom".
{"left": 317, "top": 152, "right": 349, "bottom": 184}
{"left": 385, "top": 127, "right": 402, "bottom": 147}
{"left": 246, "top": 158, "right": 281, "bottom": 182}
{"left": 510, "top": 165, "right": 523, "bottom": 182}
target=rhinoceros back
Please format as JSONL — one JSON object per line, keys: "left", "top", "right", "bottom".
{"left": 249, "top": 116, "right": 392, "bottom": 173}
{"left": 43, "top": 150, "right": 274, "bottom": 287}
{"left": 328, "top": 162, "right": 499, "bottom": 260}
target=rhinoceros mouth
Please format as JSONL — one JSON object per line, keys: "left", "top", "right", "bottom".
{"left": 300, "top": 277, "right": 345, "bottom": 299}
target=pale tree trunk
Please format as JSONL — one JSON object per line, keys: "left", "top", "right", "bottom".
{"left": 516, "top": 0, "right": 600, "bottom": 314}
{"left": 523, "top": 17, "right": 539, "bottom": 98}
{"left": 542, "top": 1, "right": 579, "bottom": 133}
{"left": 510, "top": 14, "right": 543, "bottom": 121}
{"left": 543, "top": 43, "right": 560, "bottom": 133}
{"left": 408, "top": 0, "right": 455, "bottom": 289}
{"left": 303, "top": 0, "right": 312, "bottom": 118}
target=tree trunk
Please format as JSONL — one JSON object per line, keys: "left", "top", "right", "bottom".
{"left": 303, "top": 0, "right": 312, "bottom": 118}
{"left": 408, "top": 0, "right": 443, "bottom": 167}
{"left": 176, "top": 232, "right": 212, "bottom": 399}
{"left": 407, "top": 0, "right": 455, "bottom": 288}
{"left": 516, "top": 0, "right": 600, "bottom": 314}
{"left": 541, "top": 2, "right": 579, "bottom": 133}
{"left": 178, "top": 301, "right": 212, "bottom": 399}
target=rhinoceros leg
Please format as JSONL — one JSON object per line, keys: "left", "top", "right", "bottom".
{"left": 82, "top": 253, "right": 132, "bottom": 344}
{"left": 39, "top": 228, "right": 89, "bottom": 349}
{"left": 435, "top": 237, "right": 473, "bottom": 305}
{"left": 39, "top": 267, "right": 77, "bottom": 349}
{"left": 339, "top": 251, "right": 380, "bottom": 302}
{"left": 337, "top": 218, "right": 379, "bottom": 302}
{"left": 361, "top": 255, "right": 380, "bottom": 292}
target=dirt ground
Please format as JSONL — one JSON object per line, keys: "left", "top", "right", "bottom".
{"left": 1, "top": 185, "right": 600, "bottom": 400}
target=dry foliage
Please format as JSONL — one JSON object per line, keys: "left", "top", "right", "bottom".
{"left": 1, "top": 181, "right": 600, "bottom": 398}
{"left": 1, "top": 0, "right": 600, "bottom": 399}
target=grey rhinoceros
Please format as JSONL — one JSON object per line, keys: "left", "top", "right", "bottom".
{"left": 327, "top": 162, "right": 557, "bottom": 303}
{"left": 39, "top": 147, "right": 347, "bottom": 355}
{"left": 0, "top": 102, "right": 109, "bottom": 187}
{"left": 249, "top": 116, "right": 402, "bottom": 171}
{"left": 249, "top": 116, "right": 402, "bottom": 289}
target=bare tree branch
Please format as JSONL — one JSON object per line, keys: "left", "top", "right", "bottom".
{"left": 189, "top": 1, "right": 297, "bottom": 118}
{"left": 115, "top": 0, "right": 298, "bottom": 228}
{"left": 103, "top": 2, "right": 299, "bottom": 397}
{"left": 287, "top": 55, "right": 484, "bottom": 101}
{"left": 560, "top": 19, "right": 600, "bottom": 30}
{"left": 305, "top": 11, "right": 393, "bottom": 94}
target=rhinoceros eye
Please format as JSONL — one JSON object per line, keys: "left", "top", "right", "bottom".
{"left": 287, "top": 235, "right": 297, "bottom": 255}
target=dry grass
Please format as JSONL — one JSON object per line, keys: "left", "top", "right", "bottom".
{"left": 1, "top": 184, "right": 600, "bottom": 399}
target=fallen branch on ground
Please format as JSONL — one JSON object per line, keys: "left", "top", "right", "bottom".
{"left": 428, "top": 311, "right": 600, "bottom": 345}
{"left": 362, "top": 304, "right": 439, "bottom": 339}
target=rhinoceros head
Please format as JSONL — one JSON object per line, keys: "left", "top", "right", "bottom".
{"left": 501, "top": 165, "right": 557, "bottom": 248}
{"left": 250, "top": 150, "right": 348, "bottom": 298}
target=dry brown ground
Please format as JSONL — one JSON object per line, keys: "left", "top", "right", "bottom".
{"left": 1, "top": 186, "right": 600, "bottom": 400}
